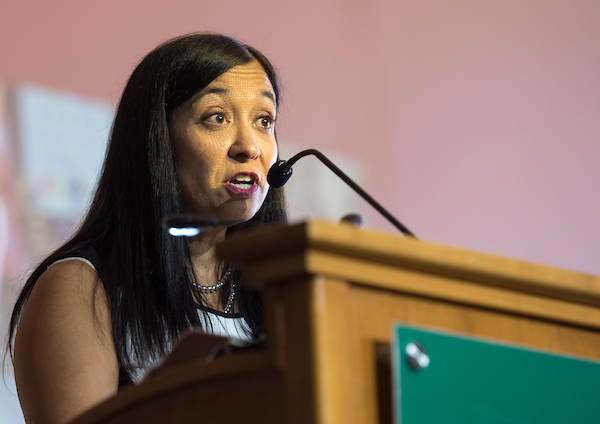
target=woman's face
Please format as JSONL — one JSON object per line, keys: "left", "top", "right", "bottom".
{"left": 170, "top": 60, "right": 278, "bottom": 225}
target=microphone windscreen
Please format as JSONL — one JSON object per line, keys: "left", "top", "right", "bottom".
{"left": 267, "top": 161, "right": 293, "bottom": 188}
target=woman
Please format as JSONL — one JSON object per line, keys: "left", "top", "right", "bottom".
{"left": 8, "top": 33, "right": 287, "bottom": 424}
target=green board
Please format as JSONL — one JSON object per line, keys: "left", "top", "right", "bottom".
{"left": 393, "top": 325, "right": 600, "bottom": 424}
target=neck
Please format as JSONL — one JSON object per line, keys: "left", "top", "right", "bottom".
{"left": 187, "top": 226, "right": 228, "bottom": 283}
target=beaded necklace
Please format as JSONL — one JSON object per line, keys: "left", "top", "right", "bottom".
{"left": 192, "top": 266, "right": 235, "bottom": 314}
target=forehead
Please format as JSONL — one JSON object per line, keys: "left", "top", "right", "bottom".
{"left": 196, "top": 61, "right": 276, "bottom": 105}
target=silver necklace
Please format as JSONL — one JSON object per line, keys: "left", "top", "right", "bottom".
{"left": 192, "top": 266, "right": 236, "bottom": 314}
{"left": 222, "top": 283, "right": 236, "bottom": 314}
{"left": 192, "top": 266, "right": 232, "bottom": 291}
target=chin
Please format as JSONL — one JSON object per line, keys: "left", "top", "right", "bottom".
{"left": 220, "top": 203, "right": 262, "bottom": 224}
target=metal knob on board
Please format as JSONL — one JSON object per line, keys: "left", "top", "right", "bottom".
{"left": 405, "top": 342, "right": 430, "bottom": 371}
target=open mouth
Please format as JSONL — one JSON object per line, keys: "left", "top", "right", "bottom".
{"left": 228, "top": 174, "right": 257, "bottom": 190}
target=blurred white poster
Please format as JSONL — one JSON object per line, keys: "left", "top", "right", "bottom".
{"left": 14, "top": 84, "right": 113, "bottom": 219}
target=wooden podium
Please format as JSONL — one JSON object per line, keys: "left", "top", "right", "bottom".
{"left": 72, "top": 220, "right": 600, "bottom": 424}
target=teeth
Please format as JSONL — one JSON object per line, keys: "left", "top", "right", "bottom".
{"left": 230, "top": 182, "right": 252, "bottom": 189}
{"left": 229, "top": 175, "right": 255, "bottom": 189}
{"left": 230, "top": 175, "right": 254, "bottom": 189}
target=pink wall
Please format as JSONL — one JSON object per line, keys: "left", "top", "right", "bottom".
{"left": 1, "top": 0, "right": 599, "bottom": 275}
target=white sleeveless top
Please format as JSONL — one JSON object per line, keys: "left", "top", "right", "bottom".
{"left": 50, "top": 257, "right": 252, "bottom": 382}
{"left": 51, "top": 257, "right": 252, "bottom": 338}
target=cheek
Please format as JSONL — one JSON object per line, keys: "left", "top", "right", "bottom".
{"left": 175, "top": 148, "right": 216, "bottom": 198}
{"left": 266, "top": 139, "right": 279, "bottom": 166}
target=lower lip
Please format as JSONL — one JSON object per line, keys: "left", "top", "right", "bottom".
{"left": 225, "top": 182, "right": 259, "bottom": 196}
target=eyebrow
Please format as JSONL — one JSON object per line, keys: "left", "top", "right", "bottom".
{"left": 261, "top": 90, "right": 277, "bottom": 104}
{"left": 194, "top": 86, "right": 277, "bottom": 105}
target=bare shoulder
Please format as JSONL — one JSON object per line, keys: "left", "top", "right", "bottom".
{"left": 14, "top": 259, "right": 119, "bottom": 424}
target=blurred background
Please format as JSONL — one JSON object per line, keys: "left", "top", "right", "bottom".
{"left": 1, "top": 0, "right": 599, "bottom": 421}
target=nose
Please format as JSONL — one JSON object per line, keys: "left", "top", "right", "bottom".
{"left": 228, "top": 122, "right": 260, "bottom": 162}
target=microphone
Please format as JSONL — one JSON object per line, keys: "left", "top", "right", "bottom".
{"left": 268, "top": 149, "right": 416, "bottom": 238}
{"left": 162, "top": 215, "right": 239, "bottom": 237}
{"left": 267, "top": 160, "right": 293, "bottom": 188}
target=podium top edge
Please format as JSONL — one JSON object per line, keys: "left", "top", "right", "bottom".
{"left": 217, "top": 219, "right": 600, "bottom": 303}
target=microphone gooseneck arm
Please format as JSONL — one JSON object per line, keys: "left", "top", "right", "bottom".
{"left": 268, "top": 149, "right": 416, "bottom": 238}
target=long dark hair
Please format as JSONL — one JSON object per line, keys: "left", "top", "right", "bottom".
{"left": 8, "top": 33, "right": 287, "bottom": 382}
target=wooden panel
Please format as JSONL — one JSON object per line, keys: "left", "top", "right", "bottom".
{"left": 71, "top": 352, "right": 281, "bottom": 424}
{"left": 94, "top": 373, "right": 281, "bottom": 424}
{"left": 330, "top": 284, "right": 600, "bottom": 424}
{"left": 310, "top": 277, "right": 359, "bottom": 424}
{"left": 218, "top": 220, "right": 600, "bottom": 307}
{"left": 261, "top": 275, "right": 371, "bottom": 424}
{"left": 348, "top": 285, "right": 600, "bottom": 359}
{"left": 268, "top": 279, "right": 317, "bottom": 424}
{"left": 238, "top": 248, "right": 600, "bottom": 331}
{"left": 304, "top": 249, "right": 600, "bottom": 329}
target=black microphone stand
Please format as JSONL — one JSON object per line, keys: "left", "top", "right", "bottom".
{"left": 269, "top": 149, "right": 416, "bottom": 238}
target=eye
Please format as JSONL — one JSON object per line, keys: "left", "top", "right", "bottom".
{"left": 205, "top": 113, "right": 227, "bottom": 125}
{"left": 256, "top": 115, "right": 275, "bottom": 129}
